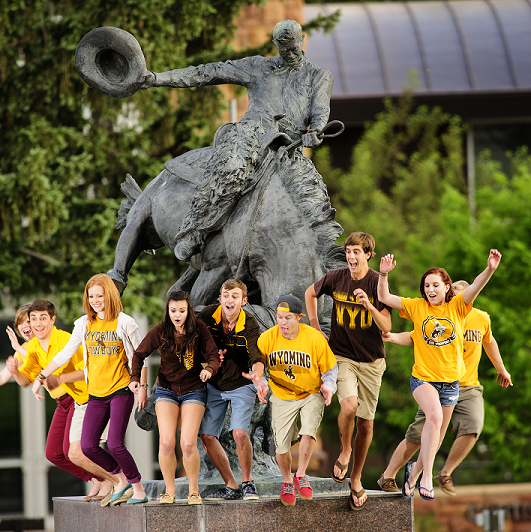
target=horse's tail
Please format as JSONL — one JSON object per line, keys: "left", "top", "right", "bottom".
{"left": 116, "top": 173, "right": 143, "bottom": 231}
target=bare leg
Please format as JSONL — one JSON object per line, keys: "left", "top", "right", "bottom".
{"left": 295, "top": 435, "right": 316, "bottom": 478}
{"left": 276, "top": 452, "right": 293, "bottom": 484}
{"left": 180, "top": 403, "right": 205, "bottom": 495}
{"left": 440, "top": 434, "right": 477, "bottom": 477}
{"left": 383, "top": 438, "right": 421, "bottom": 479}
{"left": 69, "top": 440, "right": 118, "bottom": 485}
{"left": 200, "top": 434, "right": 239, "bottom": 489}
{"left": 233, "top": 429, "right": 253, "bottom": 483}
{"left": 155, "top": 401, "right": 180, "bottom": 496}
{"left": 349, "top": 418, "right": 372, "bottom": 507}
{"left": 333, "top": 395, "right": 358, "bottom": 480}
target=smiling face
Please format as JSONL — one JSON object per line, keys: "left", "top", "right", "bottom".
{"left": 88, "top": 284, "right": 106, "bottom": 319}
{"left": 276, "top": 309, "right": 301, "bottom": 340}
{"left": 345, "top": 245, "right": 371, "bottom": 279}
{"left": 17, "top": 315, "right": 34, "bottom": 342}
{"left": 169, "top": 299, "right": 188, "bottom": 333}
{"left": 29, "top": 311, "right": 56, "bottom": 342}
{"left": 220, "top": 287, "right": 247, "bottom": 323}
{"left": 424, "top": 273, "right": 450, "bottom": 306}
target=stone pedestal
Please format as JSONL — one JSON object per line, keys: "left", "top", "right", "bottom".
{"left": 54, "top": 478, "right": 413, "bottom": 532}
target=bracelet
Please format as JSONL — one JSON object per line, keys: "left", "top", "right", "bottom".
{"left": 36, "top": 372, "right": 46, "bottom": 383}
{"left": 378, "top": 272, "right": 388, "bottom": 276}
{"left": 140, "top": 383, "right": 148, "bottom": 389}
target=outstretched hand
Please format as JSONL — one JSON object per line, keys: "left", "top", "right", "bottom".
{"left": 380, "top": 254, "right": 396, "bottom": 274}
{"left": 320, "top": 385, "right": 333, "bottom": 406}
{"left": 31, "top": 379, "right": 45, "bottom": 402}
{"left": 6, "top": 326, "right": 21, "bottom": 351}
{"left": 487, "top": 249, "right": 502, "bottom": 272}
{"left": 242, "top": 371, "right": 269, "bottom": 404}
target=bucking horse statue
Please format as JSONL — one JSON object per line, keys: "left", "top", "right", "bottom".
{"left": 75, "top": 20, "right": 346, "bottom": 333}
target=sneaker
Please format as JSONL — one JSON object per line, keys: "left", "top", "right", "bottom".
{"left": 293, "top": 475, "right": 313, "bottom": 501}
{"left": 377, "top": 474, "right": 401, "bottom": 493}
{"left": 280, "top": 483, "right": 296, "bottom": 507}
{"left": 242, "top": 480, "right": 259, "bottom": 500}
{"left": 434, "top": 473, "right": 456, "bottom": 496}
{"left": 204, "top": 486, "right": 242, "bottom": 500}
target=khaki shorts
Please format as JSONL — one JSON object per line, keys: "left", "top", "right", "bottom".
{"left": 336, "top": 355, "right": 386, "bottom": 420}
{"left": 270, "top": 393, "right": 325, "bottom": 455}
{"left": 70, "top": 402, "right": 109, "bottom": 443}
{"left": 405, "top": 385, "right": 484, "bottom": 443}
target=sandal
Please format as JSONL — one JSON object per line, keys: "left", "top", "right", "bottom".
{"left": 331, "top": 459, "right": 349, "bottom": 483}
{"left": 402, "top": 461, "right": 415, "bottom": 499}
{"left": 349, "top": 487, "right": 366, "bottom": 511}
{"left": 159, "top": 492, "right": 175, "bottom": 504}
{"left": 188, "top": 493, "right": 202, "bottom": 505}
{"left": 416, "top": 473, "right": 435, "bottom": 501}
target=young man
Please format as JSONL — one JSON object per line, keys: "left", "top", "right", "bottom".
{"left": 6, "top": 299, "right": 116, "bottom": 499}
{"left": 198, "top": 279, "right": 265, "bottom": 500}
{"left": 305, "top": 231, "right": 391, "bottom": 510}
{"left": 378, "top": 281, "right": 512, "bottom": 495}
{"left": 258, "top": 295, "right": 337, "bottom": 507}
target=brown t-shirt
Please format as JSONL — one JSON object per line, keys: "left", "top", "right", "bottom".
{"left": 313, "top": 268, "right": 390, "bottom": 363}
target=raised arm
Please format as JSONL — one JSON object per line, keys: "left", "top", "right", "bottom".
{"left": 378, "top": 254, "right": 403, "bottom": 310}
{"left": 462, "top": 249, "right": 502, "bottom": 305}
{"left": 482, "top": 336, "right": 512, "bottom": 388}
{"left": 6, "top": 327, "right": 27, "bottom": 357}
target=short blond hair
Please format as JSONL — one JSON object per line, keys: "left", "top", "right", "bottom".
{"left": 452, "top": 280, "right": 470, "bottom": 292}
{"left": 14, "top": 304, "right": 32, "bottom": 337}
{"left": 221, "top": 279, "right": 247, "bottom": 299}
{"left": 342, "top": 232, "right": 376, "bottom": 259}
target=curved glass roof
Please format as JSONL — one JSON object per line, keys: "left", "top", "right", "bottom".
{"left": 304, "top": 1, "right": 531, "bottom": 98}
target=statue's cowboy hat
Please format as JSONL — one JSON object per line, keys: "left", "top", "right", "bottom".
{"left": 75, "top": 26, "right": 148, "bottom": 98}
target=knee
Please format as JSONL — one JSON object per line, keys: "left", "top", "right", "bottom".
{"left": 200, "top": 433, "right": 216, "bottom": 451}
{"left": 232, "top": 429, "right": 249, "bottom": 448}
{"left": 159, "top": 438, "right": 176, "bottom": 456}
{"left": 340, "top": 397, "right": 358, "bottom": 417}
{"left": 425, "top": 411, "right": 443, "bottom": 429}
{"left": 356, "top": 419, "right": 373, "bottom": 438}
{"left": 46, "top": 445, "right": 63, "bottom": 465}
{"left": 180, "top": 439, "right": 198, "bottom": 458}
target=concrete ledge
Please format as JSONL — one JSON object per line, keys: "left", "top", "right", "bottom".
{"left": 54, "top": 480, "right": 413, "bottom": 532}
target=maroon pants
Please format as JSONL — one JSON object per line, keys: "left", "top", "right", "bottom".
{"left": 45, "top": 394, "right": 93, "bottom": 482}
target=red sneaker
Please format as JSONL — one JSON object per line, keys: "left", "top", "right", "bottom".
{"left": 280, "top": 483, "right": 296, "bottom": 507}
{"left": 293, "top": 475, "right": 313, "bottom": 501}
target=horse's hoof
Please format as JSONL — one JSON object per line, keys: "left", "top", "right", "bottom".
{"left": 107, "top": 269, "right": 128, "bottom": 294}
{"left": 174, "top": 240, "right": 198, "bottom": 262}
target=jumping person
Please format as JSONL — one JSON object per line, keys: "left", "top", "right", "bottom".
{"left": 1, "top": 304, "right": 33, "bottom": 385}
{"left": 258, "top": 295, "right": 337, "bottom": 507}
{"left": 31, "top": 275, "right": 149, "bottom": 505}
{"left": 198, "top": 279, "right": 265, "bottom": 500}
{"left": 305, "top": 232, "right": 391, "bottom": 510}
{"left": 130, "top": 290, "right": 220, "bottom": 505}
{"left": 377, "top": 249, "right": 502, "bottom": 500}
{"left": 377, "top": 280, "right": 512, "bottom": 496}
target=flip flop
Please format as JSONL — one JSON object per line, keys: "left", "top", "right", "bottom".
{"left": 331, "top": 459, "right": 349, "bottom": 483}
{"left": 416, "top": 472, "right": 435, "bottom": 501}
{"left": 402, "top": 461, "right": 415, "bottom": 499}
{"left": 349, "top": 487, "right": 366, "bottom": 511}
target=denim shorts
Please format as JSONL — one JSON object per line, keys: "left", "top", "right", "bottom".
{"left": 410, "top": 376, "right": 459, "bottom": 407}
{"left": 154, "top": 384, "right": 207, "bottom": 407}
{"left": 199, "top": 383, "right": 257, "bottom": 438}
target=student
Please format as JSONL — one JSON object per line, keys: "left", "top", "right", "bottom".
{"left": 8, "top": 299, "right": 109, "bottom": 498}
{"left": 377, "top": 249, "right": 502, "bottom": 500}
{"left": 257, "top": 295, "right": 337, "bottom": 507}
{"left": 198, "top": 279, "right": 265, "bottom": 500}
{"left": 305, "top": 232, "right": 391, "bottom": 510}
{"left": 1, "top": 304, "right": 33, "bottom": 385}
{"left": 130, "top": 290, "right": 220, "bottom": 505}
{"left": 377, "top": 280, "right": 512, "bottom": 495}
{"left": 32, "top": 274, "right": 148, "bottom": 505}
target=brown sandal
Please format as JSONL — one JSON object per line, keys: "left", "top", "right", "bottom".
{"left": 349, "top": 487, "right": 366, "bottom": 511}
{"left": 331, "top": 460, "right": 349, "bottom": 483}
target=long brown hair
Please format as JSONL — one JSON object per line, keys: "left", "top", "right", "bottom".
{"left": 160, "top": 291, "right": 199, "bottom": 356}
{"left": 420, "top": 268, "right": 454, "bottom": 303}
{"left": 83, "top": 274, "right": 123, "bottom": 322}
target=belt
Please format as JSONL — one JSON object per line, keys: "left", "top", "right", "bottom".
{"left": 55, "top": 393, "right": 69, "bottom": 403}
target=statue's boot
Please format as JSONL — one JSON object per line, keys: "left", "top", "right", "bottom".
{"left": 107, "top": 269, "right": 128, "bottom": 295}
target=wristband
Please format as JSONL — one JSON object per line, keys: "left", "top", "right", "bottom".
{"left": 36, "top": 372, "right": 46, "bottom": 383}
{"left": 378, "top": 272, "right": 388, "bottom": 276}
{"left": 140, "top": 383, "right": 148, "bottom": 389}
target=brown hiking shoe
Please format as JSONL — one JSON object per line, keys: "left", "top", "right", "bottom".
{"left": 434, "top": 473, "right": 456, "bottom": 496}
{"left": 377, "top": 474, "right": 401, "bottom": 493}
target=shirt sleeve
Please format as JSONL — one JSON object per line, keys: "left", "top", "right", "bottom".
{"left": 18, "top": 348, "right": 41, "bottom": 382}
{"left": 130, "top": 324, "right": 162, "bottom": 382}
{"left": 321, "top": 363, "right": 338, "bottom": 394}
{"left": 245, "top": 315, "right": 263, "bottom": 367}
{"left": 313, "top": 271, "right": 331, "bottom": 298}
{"left": 199, "top": 321, "right": 221, "bottom": 376}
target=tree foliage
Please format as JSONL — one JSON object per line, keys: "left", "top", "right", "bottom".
{"left": 316, "top": 96, "right": 531, "bottom": 482}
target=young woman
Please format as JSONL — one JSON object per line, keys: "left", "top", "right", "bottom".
{"left": 129, "top": 290, "right": 220, "bottom": 505}
{"left": 1, "top": 304, "right": 33, "bottom": 385}
{"left": 32, "top": 274, "right": 148, "bottom": 505}
{"left": 378, "top": 249, "right": 501, "bottom": 501}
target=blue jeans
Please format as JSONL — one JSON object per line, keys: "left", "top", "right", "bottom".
{"left": 410, "top": 376, "right": 459, "bottom": 407}
{"left": 154, "top": 384, "right": 207, "bottom": 407}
